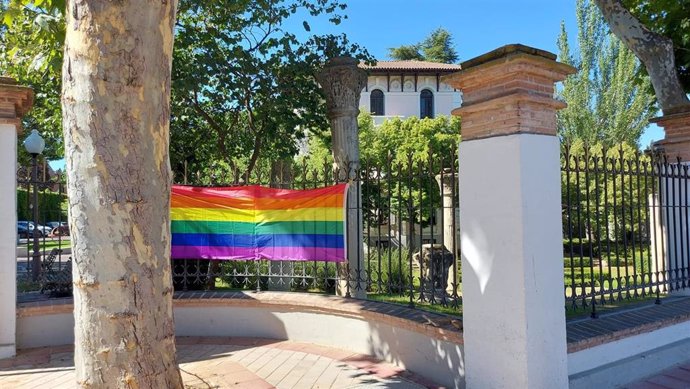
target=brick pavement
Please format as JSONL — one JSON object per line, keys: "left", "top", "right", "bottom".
{"left": 622, "top": 361, "right": 690, "bottom": 389}
{"left": 0, "top": 337, "right": 443, "bottom": 389}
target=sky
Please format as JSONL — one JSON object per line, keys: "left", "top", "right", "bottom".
{"left": 47, "top": 0, "right": 665, "bottom": 170}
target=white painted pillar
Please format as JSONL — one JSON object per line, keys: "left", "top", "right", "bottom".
{"left": 650, "top": 109, "right": 690, "bottom": 296}
{"left": 0, "top": 77, "right": 34, "bottom": 359}
{"left": 317, "top": 57, "right": 368, "bottom": 299}
{"left": 444, "top": 45, "right": 575, "bottom": 388}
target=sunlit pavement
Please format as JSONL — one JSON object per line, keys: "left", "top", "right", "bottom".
{"left": 0, "top": 337, "right": 442, "bottom": 389}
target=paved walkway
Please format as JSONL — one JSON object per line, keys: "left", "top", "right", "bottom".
{"left": 622, "top": 361, "right": 690, "bottom": 389}
{"left": 0, "top": 337, "right": 441, "bottom": 389}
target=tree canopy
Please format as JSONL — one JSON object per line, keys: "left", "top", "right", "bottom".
{"left": 0, "top": 0, "right": 64, "bottom": 162}
{"left": 1, "top": 0, "right": 371, "bottom": 177}
{"left": 621, "top": 0, "right": 690, "bottom": 93}
{"left": 557, "top": 0, "right": 656, "bottom": 147}
{"left": 594, "top": 0, "right": 689, "bottom": 112}
{"left": 388, "top": 28, "right": 458, "bottom": 64}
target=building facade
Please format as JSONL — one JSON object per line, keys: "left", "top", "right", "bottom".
{"left": 358, "top": 61, "right": 462, "bottom": 125}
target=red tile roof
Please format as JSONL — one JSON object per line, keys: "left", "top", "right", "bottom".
{"left": 360, "top": 60, "right": 462, "bottom": 72}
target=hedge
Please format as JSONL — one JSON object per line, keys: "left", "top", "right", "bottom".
{"left": 16, "top": 189, "right": 68, "bottom": 222}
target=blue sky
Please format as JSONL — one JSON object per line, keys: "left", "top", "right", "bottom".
{"left": 47, "top": 0, "right": 665, "bottom": 170}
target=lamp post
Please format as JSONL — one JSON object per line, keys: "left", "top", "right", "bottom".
{"left": 23, "top": 130, "right": 45, "bottom": 281}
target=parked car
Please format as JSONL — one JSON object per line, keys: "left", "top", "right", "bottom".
{"left": 17, "top": 224, "right": 30, "bottom": 239}
{"left": 35, "top": 224, "right": 52, "bottom": 236}
{"left": 17, "top": 221, "right": 50, "bottom": 237}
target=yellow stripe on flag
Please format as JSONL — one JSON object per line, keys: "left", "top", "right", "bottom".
{"left": 170, "top": 207, "right": 345, "bottom": 223}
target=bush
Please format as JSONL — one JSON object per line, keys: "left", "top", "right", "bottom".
{"left": 366, "top": 247, "right": 412, "bottom": 294}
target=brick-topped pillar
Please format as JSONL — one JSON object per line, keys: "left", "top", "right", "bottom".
{"left": 444, "top": 44, "right": 575, "bottom": 389}
{"left": 0, "top": 77, "right": 34, "bottom": 359}
{"left": 317, "top": 57, "right": 368, "bottom": 299}
{"left": 653, "top": 107, "right": 690, "bottom": 163}
{"left": 650, "top": 106, "right": 690, "bottom": 295}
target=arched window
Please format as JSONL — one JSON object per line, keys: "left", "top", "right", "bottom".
{"left": 420, "top": 89, "right": 434, "bottom": 119}
{"left": 370, "top": 89, "right": 385, "bottom": 116}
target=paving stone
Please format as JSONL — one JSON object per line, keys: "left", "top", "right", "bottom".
{"left": 0, "top": 337, "right": 436, "bottom": 389}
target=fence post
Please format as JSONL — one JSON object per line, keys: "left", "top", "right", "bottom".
{"left": 435, "top": 170, "right": 458, "bottom": 293}
{"left": 0, "top": 77, "right": 34, "bottom": 359}
{"left": 444, "top": 45, "right": 575, "bottom": 388}
{"left": 651, "top": 107, "right": 690, "bottom": 296}
{"left": 317, "top": 57, "right": 368, "bottom": 298}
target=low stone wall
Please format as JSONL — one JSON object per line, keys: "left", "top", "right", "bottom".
{"left": 16, "top": 291, "right": 465, "bottom": 389}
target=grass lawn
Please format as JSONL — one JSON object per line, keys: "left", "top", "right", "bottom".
{"left": 19, "top": 238, "right": 71, "bottom": 252}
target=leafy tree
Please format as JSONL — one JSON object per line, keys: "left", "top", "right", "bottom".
{"left": 594, "top": 0, "right": 689, "bottom": 113}
{"left": 388, "top": 27, "right": 458, "bottom": 63}
{"left": 0, "top": 0, "right": 64, "bottom": 163}
{"left": 557, "top": 0, "right": 656, "bottom": 146}
{"left": 305, "top": 112, "right": 460, "bottom": 225}
{"left": 2, "top": 0, "right": 372, "bottom": 179}
{"left": 621, "top": 0, "right": 690, "bottom": 94}
{"left": 171, "top": 0, "right": 371, "bottom": 180}
{"left": 387, "top": 44, "right": 423, "bottom": 61}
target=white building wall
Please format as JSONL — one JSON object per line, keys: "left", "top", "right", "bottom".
{"left": 359, "top": 74, "right": 461, "bottom": 125}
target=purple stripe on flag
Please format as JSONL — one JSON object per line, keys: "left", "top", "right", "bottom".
{"left": 171, "top": 245, "right": 345, "bottom": 262}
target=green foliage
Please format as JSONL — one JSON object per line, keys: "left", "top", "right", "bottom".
{"left": 1, "top": 0, "right": 65, "bottom": 161}
{"left": 561, "top": 142, "right": 653, "bottom": 252}
{"left": 366, "top": 248, "right": 412, "bottom": 294}
{"left": 622, "top": 0, "right": 690, "bottom": 93}
{"left": 16, "top": 188, "right": 67, "bottom": 222}
{"left": 2, "top": 0, "right": 372, "bottom": 175}
{"left": 171, "top": 0, "right": 372, "bottom": 181}
{"left": 557, "top": 0, "right": 657, "bottom": 147}
{"left": 305, "top": 112, "right": 460, "bottom": 225}
{"left": 388, "top": 28, "right": 459, "bottom": 63}
{"left": 387, "top": 44, "right": 424, "bottom": 61}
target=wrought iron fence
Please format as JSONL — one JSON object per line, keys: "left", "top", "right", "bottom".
{"left": 16, "top": 162, "right": 71, "bottom": 295}
{"left": 18, "top": 143, "right": 688, "bottom": 320}
{"left": 172, "top": 154, "right": 462, "bottom": 312}
{"left": 562, "top": 146, "right": 690, "bottom": 317}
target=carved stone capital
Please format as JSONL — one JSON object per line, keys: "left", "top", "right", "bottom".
{"left": 317, "top": 57, "right": 367, "bottom": 119}
{"left": 0, "top": 77, "right": 34, "bottom": 124}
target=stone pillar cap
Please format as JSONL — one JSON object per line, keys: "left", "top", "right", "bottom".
{"left": 0, "top": 76, "right": 34, "bottom": 119}
{"left": 461, "top": 44, "right": 557, "bottom": 69}
{"left": 443, "top": 43, "right": 576, "bottom": 87}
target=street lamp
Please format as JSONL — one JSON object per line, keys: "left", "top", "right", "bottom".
{"left": 23, "top": 130, "right": 45, "bottom": 281}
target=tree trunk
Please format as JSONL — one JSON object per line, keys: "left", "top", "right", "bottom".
{"left": 594, "top": 0, "right": 690, "bottom": 113}
{"left": 62, "top": 1, "right": 183, "bottom": 388}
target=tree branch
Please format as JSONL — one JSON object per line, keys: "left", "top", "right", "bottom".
{"left": 594, "top": 0, "right": 689, "bottom": 113}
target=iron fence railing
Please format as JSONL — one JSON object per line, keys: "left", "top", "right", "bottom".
{"left": 17, "top": 145, "right": 690, "bottom": 319}
{"left": 172, "top": 154, "right": 462, "bottom": 311}
{"left": 562, "top": 146, "right": 690, "bottom": 317}
{"left": 16, "top": 163, "right": 71, "bottom": 295}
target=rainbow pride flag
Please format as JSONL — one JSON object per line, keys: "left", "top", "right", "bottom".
{"left": 170, "top": 184, "right": 348, "bottom": 262}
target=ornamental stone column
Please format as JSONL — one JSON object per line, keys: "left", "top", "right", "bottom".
{"left": 435, "top": 169, "right": 458, "bottom": 293}
{"left": 444, "top": 45, "right": 575, "bottom": 388}
{"left": 650, "top": 106, "right": 690, "bottom": 296}
{"left": 0, "top": 77, "right": 34, "bottom": 359}
{"left": 317, "top": 57, "right": 367, "bottom": 299}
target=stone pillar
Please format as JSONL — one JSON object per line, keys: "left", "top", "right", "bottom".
{"left": 317, "top": 57, "right": 367, "bottom": 298}
{"left": 435, "top": 169, "right": 458, "bottom": 293}
{"left": 444, "top": 45, "right": 575, "bottom": 388}
{"left": 0, "top": 77, "right": 33, "bottom": 359}
{"left": 650, "top": 107, "right": 690, "bottom": 296}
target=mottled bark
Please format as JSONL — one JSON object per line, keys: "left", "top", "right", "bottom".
{"left": 61, "top": 1, "right": 183, "bottom": 388}
{"left": 594, "top": 0, "right": 690, "bottom": 113}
